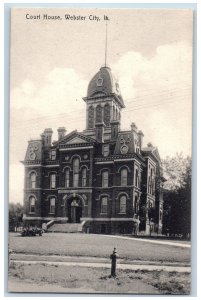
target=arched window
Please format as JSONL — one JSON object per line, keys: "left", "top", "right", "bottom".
{"left": 104, "top": 104, "right": 110, "bottom": 126}
{"left": 114, "top": 107, "right": 118, "bottom": 120}
{"left": 73, "top": 158, "right": 79, "bottom": 187}
{"left": 50, "top": 197, "right": 56, "bottom": 214}
{"left": 96, "top": 105, "right": 102, "bottom": 123}
{"left": 30, "top": 172, "right": 36, "bottom": 189}
{"left": 134, "top": 195, "right": 138, "bottom": 214}
{"left": 82, "top": 167, "right": 87, "bottom": 187}
{"left": 148, "top": 176, "right": 151, "bottom": 194}
{"left": 88, "top": 106, "right": 94, "bottom": 129}
{"left": 150, "top": 169, "right": 153, "bottom": 194}
{"left": 65, "top": 169, "right": 70, "bottom": 188}
{"left": 102, "top": 170, "right": 109, "bottom": 187}
{"left": 117, "top": 109, "right": 120, "bottom": 120}
{"left": 29, "top": 196, "right": 36, "bottom": 213}
{"left": 50, "top": 173, "right": 56, "bottom": 189}
{"left": 101, "top": 197, "right": 108, "bottom": 214}
{"left": 119, "top": 195, "right": 126, "bottom": 214}
{"left": 113, "top": 105, "right": 116, "bottom": 120}
{"left": 135, "top": 169, "right": 139, "bottom": 187}
{"left": 121, "top": 168, "right": 128, "bottom": 186}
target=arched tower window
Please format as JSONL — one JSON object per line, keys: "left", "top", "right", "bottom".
{"left": 104, "top": 104, "right": 110, "bottom": 126}
{"left": 30, "top": 172, "right": 36, "bottom": 189}
{"left": 117, "top": 109, "right": 120, "bottom": 120}
{"left": 82, "top": 167, "right": 87, "bottom": 187}
{"left": 73, "top": 158, "right": 79, "bottom": 187}
{"left": 88, "top": 106, "right": 94, "bottom": 129}
{"left": 119, "top": 195, "right": 127, "bottom": 214}
{"left": 96, "top": 105, "right": 102, "bottom": 123}
{"left": 113, "top": 106, "right": 116, "bottom": 120}
{"left": 121, "top": 168, "right": 128, "bottom": 186}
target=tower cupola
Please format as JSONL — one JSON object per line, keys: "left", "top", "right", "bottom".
{"left": 83, "top": 66, "right": 125, "bottom": 142}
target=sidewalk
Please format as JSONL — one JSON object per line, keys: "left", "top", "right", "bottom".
{"left": 100, "top": 234, "right": 191, "bottom": 248}
{"left": 10, "top": 253, "right": 191, "bottom": 273}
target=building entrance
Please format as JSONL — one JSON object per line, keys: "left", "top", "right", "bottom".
{"left": 67, "top": 198, "right": 82, "bottom": 223}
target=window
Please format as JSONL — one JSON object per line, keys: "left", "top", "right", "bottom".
{"left": 149, "top": 201, "right": 153, "bottom": 208}
{"left": 101, "top": 197, "right": 108, "bottom": 214}
{"left": 82, "top": 168, "right": 87, "bottom": 187}
{"left": 150, "top": 169, "right": 153, "bottom": 194}
{"left": 119, "top": 195, "right": 126, "bottom": 214}
{"left": 103, "top": 144, "right": 109, "bottom": 157}
{"left": 30, "top": 172, "right": 36, "bottom": 189}
{"left": 159, "top": 210, "right": 162, "bottom": 221}
{"left": 113, "top": 106, "right": 116, "bottom": 120}
{"left": 88, "top": 106, "right": 94, "bottom": 129}
{"left": 96, "top": 105, "right": 102, "bottom": 123}
{"left": 65, "top": 169, "right": 70, "bottom": 187}
{"left": 148, "top": 176, "right": 151, "bottom": 194}
{"left": 50, "top": 174, "right": 56, "bottom": 189}
{"left": 121, "top": 168, "right": 128, "bottom": 186}
{"left": 50, "top": 150, "right": 56, "bottom": 160}
{"left": 73, "top": 158, "right": 79, "bottom": 187}
{"left": 102, "top": 170, "right": 109, "bottom": 187}
{"left": 134, "top": 196, "right": 138, "bottom": 214}
{"left": 135, "top": 169, "right": 139, "bottom": 187}
{"left": 152, "top": 178, "right": 155, "bottom": 195}
{"left": 29, "top": 196, "right": 36, "bottom": 213}
{"left": 50, "top": 197, "right": 56, "bottom": 214}
{"left": 104, "top": 104, "right": 110, "bottom": 126}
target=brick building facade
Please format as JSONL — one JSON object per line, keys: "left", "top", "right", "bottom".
{"left": 22, "top": 65, "right": 165, "bottom": 235}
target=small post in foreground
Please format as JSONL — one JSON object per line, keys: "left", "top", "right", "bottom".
{"left": 110, "top": 247, "right": 118, "bottom": 277}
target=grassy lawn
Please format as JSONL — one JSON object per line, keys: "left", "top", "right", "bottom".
{"left": 8, "top": 261, "right": 190, "bottom": 294}
{"left": 9, "top": 232, "right": 191, "bottom": 263}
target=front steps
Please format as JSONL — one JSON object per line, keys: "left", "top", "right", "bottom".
{"left": 47, "top": 222, "right": 85, "bottom": 233}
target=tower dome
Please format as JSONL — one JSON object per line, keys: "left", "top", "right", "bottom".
{"left": 87, "top": 66, "right": 125, "bottom": 108}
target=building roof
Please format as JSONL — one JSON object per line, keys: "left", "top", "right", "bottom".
{"left": 142, "top": 146, "right": 161, "bottom": 163}
{"left": 87, "top": 66, "right": 125, "bottom": 107}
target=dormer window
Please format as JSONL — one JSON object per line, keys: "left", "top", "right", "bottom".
{"left": 103, "top": 144, "right": 109, "bottom": 157}
{"left": 50, "top": 150, "right": 56, "bottom": 160}
{"left": 96, "top": 75, "right": 103, "bottom": 86}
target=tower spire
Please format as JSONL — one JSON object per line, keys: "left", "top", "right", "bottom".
{"left": 104, "top": 21, "right": 108, "bottom": 67}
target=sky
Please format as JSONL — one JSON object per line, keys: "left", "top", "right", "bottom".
{"left": 9, "top": 8, "right": 193, "bottom": 204}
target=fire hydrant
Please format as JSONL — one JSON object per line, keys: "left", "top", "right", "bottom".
{"left": 110, "top": 247, "right": 118, "bottom": 277}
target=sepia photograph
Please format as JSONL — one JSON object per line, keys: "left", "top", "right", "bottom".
{"left": 8, "top": 6, "right": 193, "bottom": 295}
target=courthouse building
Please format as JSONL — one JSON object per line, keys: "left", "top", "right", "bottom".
{"left": 22, "top": 65, "right": 165, "bottom": 235}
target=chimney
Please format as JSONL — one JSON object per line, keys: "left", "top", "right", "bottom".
{"left": 138, "top": 130, "right": 144, "bottom": 149}
{"left": 57, "top": 127, "right": 66, "bottom": 140}
{"left": 110, "top": 120, "right": 120, "bottom": 140}
{"left": 40, "top": 133, "right": 45, "bottom": 145}
{"left": 43, "top": 128, "right": 53, "bottom": 147}
{"left": 131, "top": 122, "right": 138, "bottom": 133}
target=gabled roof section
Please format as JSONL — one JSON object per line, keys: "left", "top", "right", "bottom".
{"left": 54, "top": 130, "right": 96, "bottom": 146}
{"left": 23, "top": 140, "right": 43, "bottom": 163}
{"left": 142, "top": 146, "right": 161, "bottom": 163}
